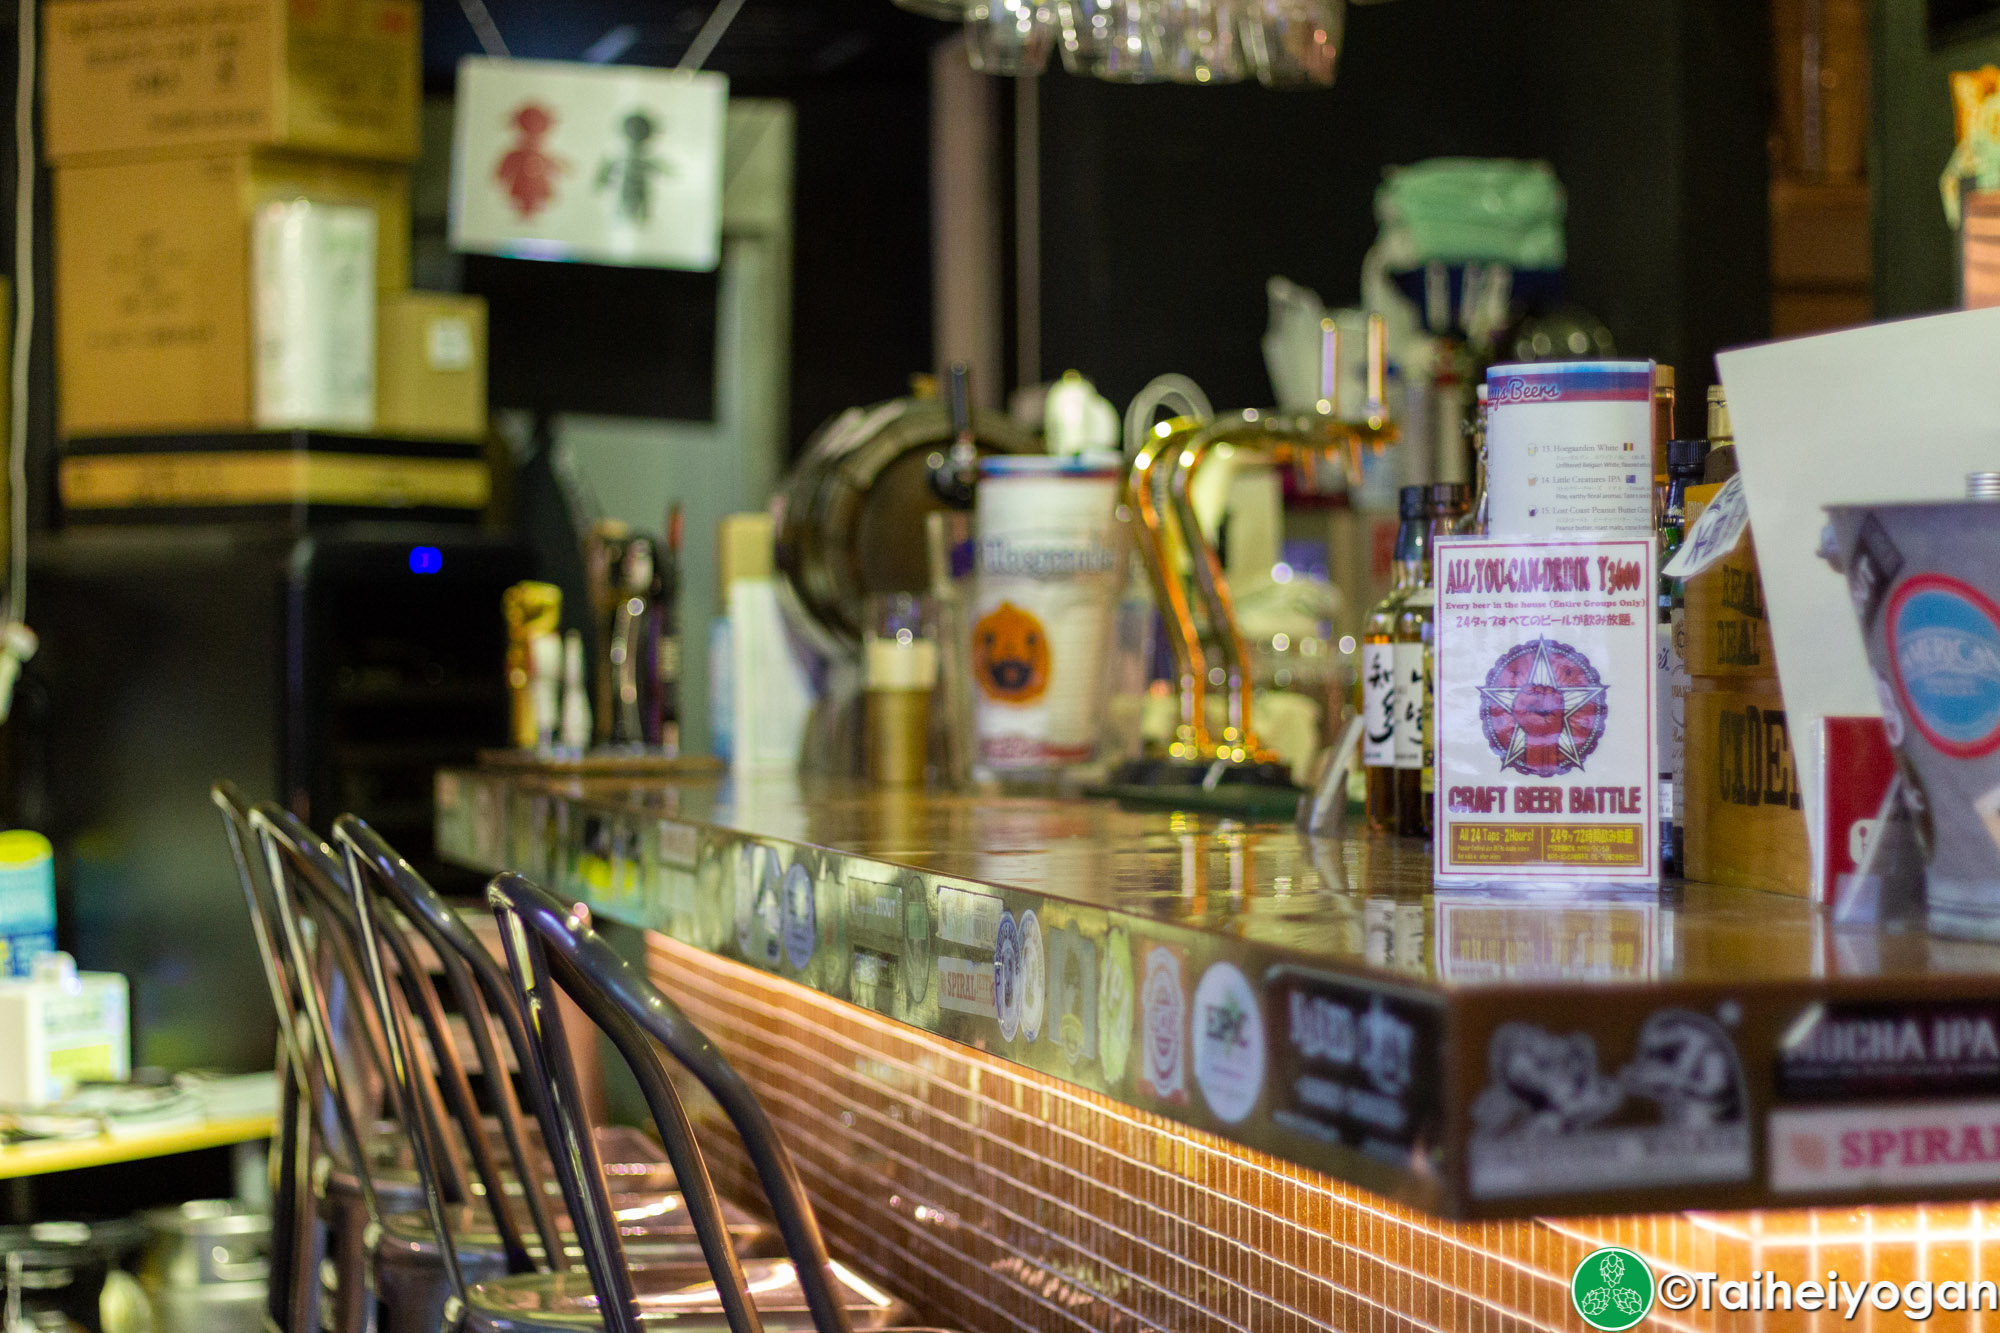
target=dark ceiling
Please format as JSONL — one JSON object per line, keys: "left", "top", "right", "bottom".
{"left": 421, "top": 0, "right": 949, "bottom": 88}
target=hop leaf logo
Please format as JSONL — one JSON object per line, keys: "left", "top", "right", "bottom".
{"left": 1571, "top": 1247, "right": 1654, "bottom": 1331}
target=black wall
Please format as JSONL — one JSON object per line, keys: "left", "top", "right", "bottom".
{"left": 1038, "top": 0, "right": 1773, "bottom": 417}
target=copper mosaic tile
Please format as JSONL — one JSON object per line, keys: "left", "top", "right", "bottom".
{"left": 645, "top": 932, "right": 2000, "bottom": 1331}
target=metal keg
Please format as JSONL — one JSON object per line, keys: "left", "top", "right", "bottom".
{"left": 776, "top": 393, "right": 1032, "bottom": 646}
{"left": 137, "top": 1202, "right": 268, "bottom": 1333}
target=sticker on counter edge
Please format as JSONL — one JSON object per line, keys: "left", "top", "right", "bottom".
{"left": 657, "top": 819, "right": 699, "bottom": 871}
{"left": 936, "top": 884, "right": 1004, "bottom": 951}
{"left": 993, "top": 911, "right": 1022, "bottom": 1041}
{"left": 780, "top": 860, "right": 817, "bottom": 970}
{"left": 1138, "top": 943, "right": 1187, "bottom": 1105}
{"left": 936, "top": 955, "right": 996, "bottom": 1020}
{"left": 733, "top": 844, "right": 776, "bottom": 961}
{"left": 845, "top": 869, "right": 904, "bottom": 953}
{"left": 1776, "top": 1001, "right": 2000, "bottom": 1103}
{"left": 1770, "top": 1099, "right": 2000, "bottom": 1193}
{"left": 1467, "top": 1006, "right": 1749, "bottom": 1199}
{"left": 1098, "top": 926, "right": 1134, "bottom": 1088}
{"left": 1018, "top": 910, "right": 1046, "bottom": 1045}
{"left": 1264, "top": 967, "right": 1441, "bottom": 1166}
{"left": 901, "top": 878, "right": 932, "bottom": 1007}
{"left": 1045, "top": 921, "right": 1098, "bottom": 1068}
{"left": 1192, "top": 961, "right": 1265, "bottom": 1125}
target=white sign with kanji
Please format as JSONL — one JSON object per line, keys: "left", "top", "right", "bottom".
{"left": 451, "top": 57, "right": 726, "bottom": 271}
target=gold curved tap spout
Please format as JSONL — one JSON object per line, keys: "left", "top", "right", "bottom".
{"left": 1126, "top": 415, "right": 1215, "bottom": 760}
{"left": 1165, "top": 314, "right": 1399, "bottom": 770}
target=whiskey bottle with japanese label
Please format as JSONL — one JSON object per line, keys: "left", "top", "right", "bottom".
{"left": 1396, "top": 482, "right": 1469, "bottom": 838}
{"left": 1363, "top": 486, "right": 1428, "bottom": 832}
{"left": 1658, "top": 436, "right": 1709, "bottom": 873}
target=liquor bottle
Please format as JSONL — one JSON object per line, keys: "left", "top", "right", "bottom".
{"left": 1658, "top": 438, "right": 1710, "bottom": 874}
{"left": 1651, "top": 365, "right": 1677, "bottom": 525}
{"left": 1363, "top": 486, "right": 1428, "bottom": 832}
{"left": 656, "top": 503, "right": 684, "bottom": 751}
{"left": 1453, "top": 384, "right": 1489, "bottom": 536}
{"left": 1396, "top": 481, "right": 1469, "bottom": 838}
{"left": 1703, "top": 385, "right": 1737, "bottom": 483}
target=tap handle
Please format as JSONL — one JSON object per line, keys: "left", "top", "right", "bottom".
{"left": 930, "top": 362, "right": 980, "bottom": 509}
{"left": 947, "top": 362, "right": 974, "bottom": 446}
{"left": 1317, "top": 318, "right": 1340, "bottom": 415}
{"left": 1365, "top": 312, "right": 1388, "bottom": 424}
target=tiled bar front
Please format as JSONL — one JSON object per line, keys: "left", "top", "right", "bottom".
{"left": 438, "top": 769, "right": 2000, "bottom": 1330}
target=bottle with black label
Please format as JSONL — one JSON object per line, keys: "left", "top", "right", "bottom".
{"left": 1395, "top": 481, "right": 1469, "bottom": 838}
{"left": 1658, "top": 438, "right": 1709, "bottom": 873}
{"left": 1363, "top": 486, "right": 1428, "bottom": 832}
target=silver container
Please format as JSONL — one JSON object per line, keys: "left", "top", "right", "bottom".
{"left": 137, "top": 1202, "right": 268, "bottom": 1333}
{"left": 1824, "top": 476, "right": 2000, "bottom": 938}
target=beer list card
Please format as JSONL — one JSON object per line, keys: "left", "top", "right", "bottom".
{"left": 1434, "top": 536, "right": 1660, "bottom": 884}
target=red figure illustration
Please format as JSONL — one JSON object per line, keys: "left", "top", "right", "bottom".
{"left": 495, "top": 103, "right": 566, "bottom": 219}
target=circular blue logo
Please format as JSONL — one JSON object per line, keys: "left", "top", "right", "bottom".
{"left": 1888, "top": 575, "right": 2000, "bottom": 758}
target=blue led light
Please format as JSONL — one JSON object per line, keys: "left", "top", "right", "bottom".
{"left": 408, "top": 546, "right": 444, "bottom": 575}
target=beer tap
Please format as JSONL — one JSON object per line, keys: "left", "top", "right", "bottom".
{"left": 1148, "top": 314, "right": 1398, "bottom": 777}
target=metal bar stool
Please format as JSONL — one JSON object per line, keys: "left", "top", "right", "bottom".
{"left": 331, "top": 815, "right": 771, "bottom": 1333}
{"left": 479, "top": 872, "right": 958, "bottom": 1333}
{"left": 211, "top": 782, "right": 325, "bottom": 1333}
{"left": 245, "top": 804, "right": 403, "bottom": 1333}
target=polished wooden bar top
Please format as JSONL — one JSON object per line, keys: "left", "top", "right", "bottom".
{"left": 436, "top": 768, "right": 2000, "bottom": 1220}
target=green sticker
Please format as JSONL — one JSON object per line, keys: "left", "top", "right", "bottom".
{"left": 1098, "top": 926, "right": 1134, "bottom": 1088}
{"left": 1570, "top": 1247, "right": 1654, "bottom": 1332}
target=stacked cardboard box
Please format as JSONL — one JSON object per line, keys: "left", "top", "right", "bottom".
{"left": 45, "top": 0, "right": 490, "bottom": 515}
{"left": 1680, "top": 483, "right": 1811, "bottom": 894}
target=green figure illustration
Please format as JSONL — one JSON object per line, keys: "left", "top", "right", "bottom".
{"left": 597, "top": 110, "right": 671, "bottom": 224}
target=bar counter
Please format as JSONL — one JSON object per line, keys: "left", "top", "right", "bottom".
{"left": 437, "top": 768, "right": 2000, "bottom": 1329}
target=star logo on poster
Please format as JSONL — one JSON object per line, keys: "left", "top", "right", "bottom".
{"left": 1477, "top": 637, "right": 1609, "bottom": 778}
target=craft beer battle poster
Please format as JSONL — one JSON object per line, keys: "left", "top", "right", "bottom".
{"left": 1435, "top": 536, "right": 1659, "bottom": 884}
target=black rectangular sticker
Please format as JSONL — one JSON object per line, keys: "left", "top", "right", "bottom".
{"left": 1263, "top": 966, "right": 1442, "bottom": 1167}
{"left": 1778, "top": 1001, "right": 2000, "bottom": 1103}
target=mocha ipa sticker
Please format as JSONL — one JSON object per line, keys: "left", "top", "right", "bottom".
{"left": 1435, "top": 536, "right": 1659, "bottom": 884}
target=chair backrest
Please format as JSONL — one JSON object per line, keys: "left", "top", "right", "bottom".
{"left": 487, "top": 871, "right": 859, "bottom": 1333}
{"left": 251, "top": 805, "right": 484, "bottom": 1219}
{"left": 486, "top": 872, "right": 772, "bottom": 1333}
{"left": 334, "top": 814, "right": 562, "bottom": 1274}
{"left": 210, "top": 783, "right": 310, "bottom": 1333}
{"left": 210, "top": 783, "right": 305, "bottom": 1063}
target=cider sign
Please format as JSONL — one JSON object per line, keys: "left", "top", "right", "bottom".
{"left": 1434, "top": 536, "right": 1660, "bottom": 885}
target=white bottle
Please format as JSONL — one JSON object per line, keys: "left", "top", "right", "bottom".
{"left": 721, "top": 513, "right": 813, "bottom": 777}
{"left": 559, "top": 629, "right": 592, "bottom": 753}
{"left": 530, "top": 631, "right": 563, "bottom": 752}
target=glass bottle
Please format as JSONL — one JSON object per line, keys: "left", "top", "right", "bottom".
{"left": 1704, "top": 385, "right": 1736, "bottom": 483}
{"left": 1658, "top": 437, "right": 1710, "bottom": 875}
{"left": 1453, "top": 384, "right": 1489, "bottom": 536}
{"left": 1396, "top": 481, "right": 1469, "bottom": 838}
{"left": 1363, "top": 486, "right": 1427, "bottom": 832}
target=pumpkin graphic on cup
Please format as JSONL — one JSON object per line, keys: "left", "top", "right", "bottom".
{"left": 973, "top": 601, "right": 1050, "bottom": 704}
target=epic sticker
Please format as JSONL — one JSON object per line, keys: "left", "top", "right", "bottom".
{"left": 1192, "top": 962, "right": 1265, "bottom": 1125}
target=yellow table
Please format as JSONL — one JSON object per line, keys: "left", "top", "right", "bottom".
{"left": 0, "top": 1114, "right": 274, "bottom": 1181}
